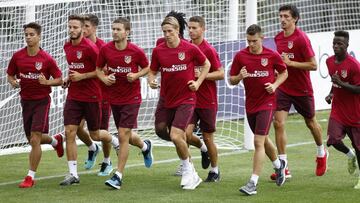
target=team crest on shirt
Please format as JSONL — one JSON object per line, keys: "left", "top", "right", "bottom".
{"left": 341, "top": 69, "right": 347, "bottom": 78}
{"left": 178, "top": 52, "right": 185, "bottom": 61}
{"left": 261, "top": 58, "right": 268, "bottom": 67}
{"left": 288, "top": 41, "right": 294, "bottom": 49}
{"left": 35, "top": 62, "right": 43, "bottom": 70}
{"left": 124, "top": 56, "right": 132, "bottom": 64}
{"left": 76, "top": 51, "right": 82, "bottom": 59}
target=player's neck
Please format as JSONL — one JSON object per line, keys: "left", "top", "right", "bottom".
{"left": 166, "top": 37, "right": 180, "bottom": 48}
{"left": 335, "top": 53, "right": 347, "bottom": 64}
{"left": 88, "top": 35, "right": 97, "bottom": 43}
{"left": 192, "top": 36, "right": 204, "bottom": 46}
{"left": 26, "top": 45, "right": 40, "bottom": 56}
{"left": 71, "top": 36, "right": 83, "bottom": 46}
{"left": 283, "top": 25, "right": 296, "bottom": 37}
{"left": 250, "top": 46, "right": 263, "bottom": 55}
{"left": 115, "top": 39, "right": 127, "bottom": 51}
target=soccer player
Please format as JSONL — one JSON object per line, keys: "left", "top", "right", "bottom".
{"left": 148, "top": 16, "right": 210, "bottom": 190}
{"left": 60, "top": 14, "right": 113, "bottom": 186}
{"left": 187, "top": 16, "right": 224, "bottom": 182}
{"left": 271, "top": 4, "right": 328, "bottom": 180}
{"left": 230, "top": 24, "right": 288, "bottom": 195}
{"left": 325, "top": 30, "right": 360, "bottom": 189}
{"left": 7, "top": 22, "right": 64, "bottom": 188}
{"left": 96, "top": 17, "right": 153, "bottom": 190}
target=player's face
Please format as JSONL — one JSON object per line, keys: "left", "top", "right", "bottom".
{"left": 162, "top": 24, "right": 179, "bottom": 44}
{"left": 112, "top": 23, "right": 128, "bottom": 42}
{"left": 24, "top": 28, "right": 40, "bottom": 47}
{"left": 279, "top": 10, "right": 297, "bottom": 30}
{"left": 68, "top": 20, "right": 83, "bottom": 40}
{"left": 83, "top": 21, "right": 96, "bottom": 38}
{"left": 247, "top": 33, "right": 263, "bottom": 54}
{"left": 332, "top": 36, "right": 348, "bottom": 57}
{"left": 188, "top": 21, "right": 204, "bottom": 41}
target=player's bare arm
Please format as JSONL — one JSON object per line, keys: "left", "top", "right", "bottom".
{"left": 147, "top": 70, "right": 159, "bottom": 89}
{"left": 332, "top": 74, "right": 360, "bottom": 94}
{"left": 69, "top": 69, "right": 97, "bottom": 82}
{"left": 188, "top": 58, "right": 210, "bottom": 91}
{"left": 7, "top": 75, "right": 20, "bottom": 88}
{"left": 265, "top": 69, "right": 288, "bottom": 94}
{"left": 127, "top": 66, "right": 150, "bottom": 82}
{"left": 38, "top": 73, "right": 63, "bottom": 86}
{"left": 96, "top": 67, "right": 115, "bottom": 86}
{"left": 206, "top": 67, "right": 225, "bottom": 81}
{"left": 230, "top": 66, "right": 248, "bottom": 85}
{"left": 282, "top": 53, "right": 317, "bottom": 71}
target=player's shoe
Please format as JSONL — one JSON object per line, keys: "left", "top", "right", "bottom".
{"left": 182, "top": 171, "right": 202, "bottom": 190}
{"left": 84, "top": 143, "right": 100, "bottom": 170}
{"left": 181, "top": 166, "right": 194, "bottom": 187}
{"left": 354, "top": 177, "right": 360, "bottom": 189}
{"left": 270, "top": 168, "right": 292, "bottom": 180}
{"left": 142, "top": 139, "right": 153, "bottom": 168}
{"left": 201, "top": 151, "right": 210, "bottom": 169}
{"left": 275, "top": 159, "right": 287, "bottom": 186}
{"left": 316, "top": 149, "right": 329, "bottom": 176}
{"left": 19, "top": 176, "right": 35, "bottom": 188}
{"left": 174, "top": 164, "right": 183, "bottom": 176}
{"left": 348, "top": 156, "right": 357, "bottom": 175}
{"left": 105, "top": 173, "right": 122, "bottom": 190}
{"left": 239, "top": 180, "right": 257, "bottom": 195}
{"left": 204, "top": 171, "right": 221, "bottom": 182}
{"left": 59, "top": 174, "right": 80, "bottom": 186}
{"left": 97, "top": 162, "right": 113, "bottom": 176}
{"left": 53, "top": 133, "right": 64, "bottom": 158}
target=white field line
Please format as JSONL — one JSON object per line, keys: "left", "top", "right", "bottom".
{"left": 0, "top": 141, "right": 314, "bottom": 186}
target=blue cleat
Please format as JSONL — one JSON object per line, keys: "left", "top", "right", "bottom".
{"left": 105, "top": 173, "right": 122, "bottom": 189}
{"left": 85, "top": 144, "right": 100, "bottom": 170}
{"left": 142, "top": 139, "right": 153, "bottom": 168}
{"left": 98, "top": 162, "right": 113, "bottom": 176}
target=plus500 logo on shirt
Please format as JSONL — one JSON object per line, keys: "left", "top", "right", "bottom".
{"left": 248, "top": 70, "right": 269, "bottom": 77}
{"left": 162, "top": 64, "right": 187, "bottom": 72}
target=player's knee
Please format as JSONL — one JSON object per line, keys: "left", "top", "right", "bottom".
{"left": 29, "top": 133, "right": 41, "bottom": 146}
{"left": 273, "top": 119, "right": 285, "bottom": 130}
{"left": 155, "top": 127, "right": 171, "bottom": 141}
{"left": 305, "top": 117, "right": 319, "bottom": 130}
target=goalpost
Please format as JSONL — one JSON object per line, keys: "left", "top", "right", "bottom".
{"left": 1, "top": 0, "right": 360, "bottom": 155}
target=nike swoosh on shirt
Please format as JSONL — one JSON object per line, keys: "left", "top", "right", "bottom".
{"left": 0, "top": 92, "right": 18, "bottom": 109}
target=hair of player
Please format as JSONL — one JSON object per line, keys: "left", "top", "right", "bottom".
{"left": 189, "top": 16, "right": 205, "bottom": 28}
{"left": 83, "top": 14, "right": 99, "bottom": 26}
{"left": 166, "top": 11, "right": 186, "bottom": 38}
{"left": 113, "top": 17, "right": 131, "bottom": 31}
{"left": 279, "top": 4, "right": 300, "bottom": 25}
{"left": 246, "top": 24, "right": 262, "bottom": 36}
{"left": 161, "top": 16, "right": 180, "bottom": 31}
{"left": 68, "top": 14, "right": 85, "bottom": 25}
{"left": 23, "top": 22, "right": 41, "bottom": 35}
{"left": 334, "top": 30, "right": 349, "bottom": 45}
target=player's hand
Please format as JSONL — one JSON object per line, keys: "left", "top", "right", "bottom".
{"left": 325, "top": 93, "right": 333, "bottom": 104}
{"left": 127, "top": 72, "right": 137, "bottom": 82}
{"left": 38, "top": 73, "right": 48, "bottom": 85}
{"left": 10, "top": 79, "right": 20, "bottom": 89}
{"left": 264, "top": 82, "right": 276, "bottom": 94}
{"left": 102, "top": 73, "right": 116, "bottom": 86}
{"left": 194, "top": 67, "right": 201, "bottom": 78}
{"left": 69, "top": 70, "right": 85, "bottom": 82}
{"left": 148, "top": 79, "right": 160, "bottom": 89}
{"left": 62, "top": 78, "right": 71, "bottom": 89}
{"left": 281, "top": 52, "right": 292, "bottom": 66}
{"left": 188, "top": 80, "right": 200, "bottom": 91}
{"left": 239, "top": 66, "right": 249, "bottom": 79}
{"left": 331, "top": 74, "right": 344, "bottom": 86}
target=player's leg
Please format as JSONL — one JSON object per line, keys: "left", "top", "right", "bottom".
{"left": 154, "top": 97, "right": 171, "bottom": 141}
{"left": 347, "top": 128, "right": 360, "bottom": 189}
{"left": 129, "top": 131, "right": 153, "bottom": 168}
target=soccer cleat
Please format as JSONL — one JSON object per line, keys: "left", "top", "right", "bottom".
{"left": 142, "top": 139, "right": 153, "bottom": 168}
{"left": 174, "top": 164, "right": 183, "bottom": 176}
{"left": 59, "top": 174, "right": 80, "bottom": 186}
{"left": 98, "top": 162, "right": 113, "bottom": 176}
{"left": 275, "top": 159, "right": 287, "bottom": 186}
{"left": 348, "top": 156, "right": 357, "bottom": 175}
{"left": 105, "top": 173, "right": 122, "bottom": 189}
{"left": 354, "top": 177, "right": 360, "bottom": 189}
{"left": 201, "top": 151, "right": 210, "bottom": 169}
{"left": 84, "top": 144, "right": 100, "bottom": 170}
{"left": 239, "top": 180, "right": 257, "bottom": 195}
{"left": 182, "top": 171, "right": 202, "bottom": 190}
{"left": 270, "top": 168, "right": 292, "bottom": 180}
{"left": 19, "top": 176, "right": 35, "bottom": 188}
{"left": 316, "top": 149, "right": 329, "bottom": 176}
{"left": 204, "top": 171, "right": 221, "bottom": 182}
{"left": 53, "top": 133, "right": 64, "bottom": 158}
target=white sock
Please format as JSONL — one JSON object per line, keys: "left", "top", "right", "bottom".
{"left": 103, "top": 157, "right": 111, "bottom": 164}
{"left": 278, "top": 154, "right": 287, "bottom": 161}
{"left": 200, "top": 143, "right": 208, "bottom": 152}
{"left": 141, "top": 141, "right": 148, "bottom": 152}
{"left": 89, "top": 143, "right": 97, "bottom": 151}
{"left": 250, "top": 174, "right": 259, "bottom": 185}
{"left": 181, "top": 157, "right": 191, "bottom": 170}
{"left": 210, "top": 166, "right": 218, "bottom": 174}
{"left": 346, "top": 149, "right": 356, "bottom": 159}
{"left": 68, "top": 161, "right": 78, "bottom": 178}
{"left": 317, "top": 145, "right": 326, "bottom": 157}
{"left": 272, "top": 158, "right": 281, "bottom": 169}
{"left": 111, "top": 136, "right": 119, "bottom": 148}
{"left": 27, "top": 170, "right": 36, "bottom": 179}
{"left": 50, "top": 136, "right": 58, "bottom": 147}
{"left": 115, "top": 171, "right": 123, "bottom": 179}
